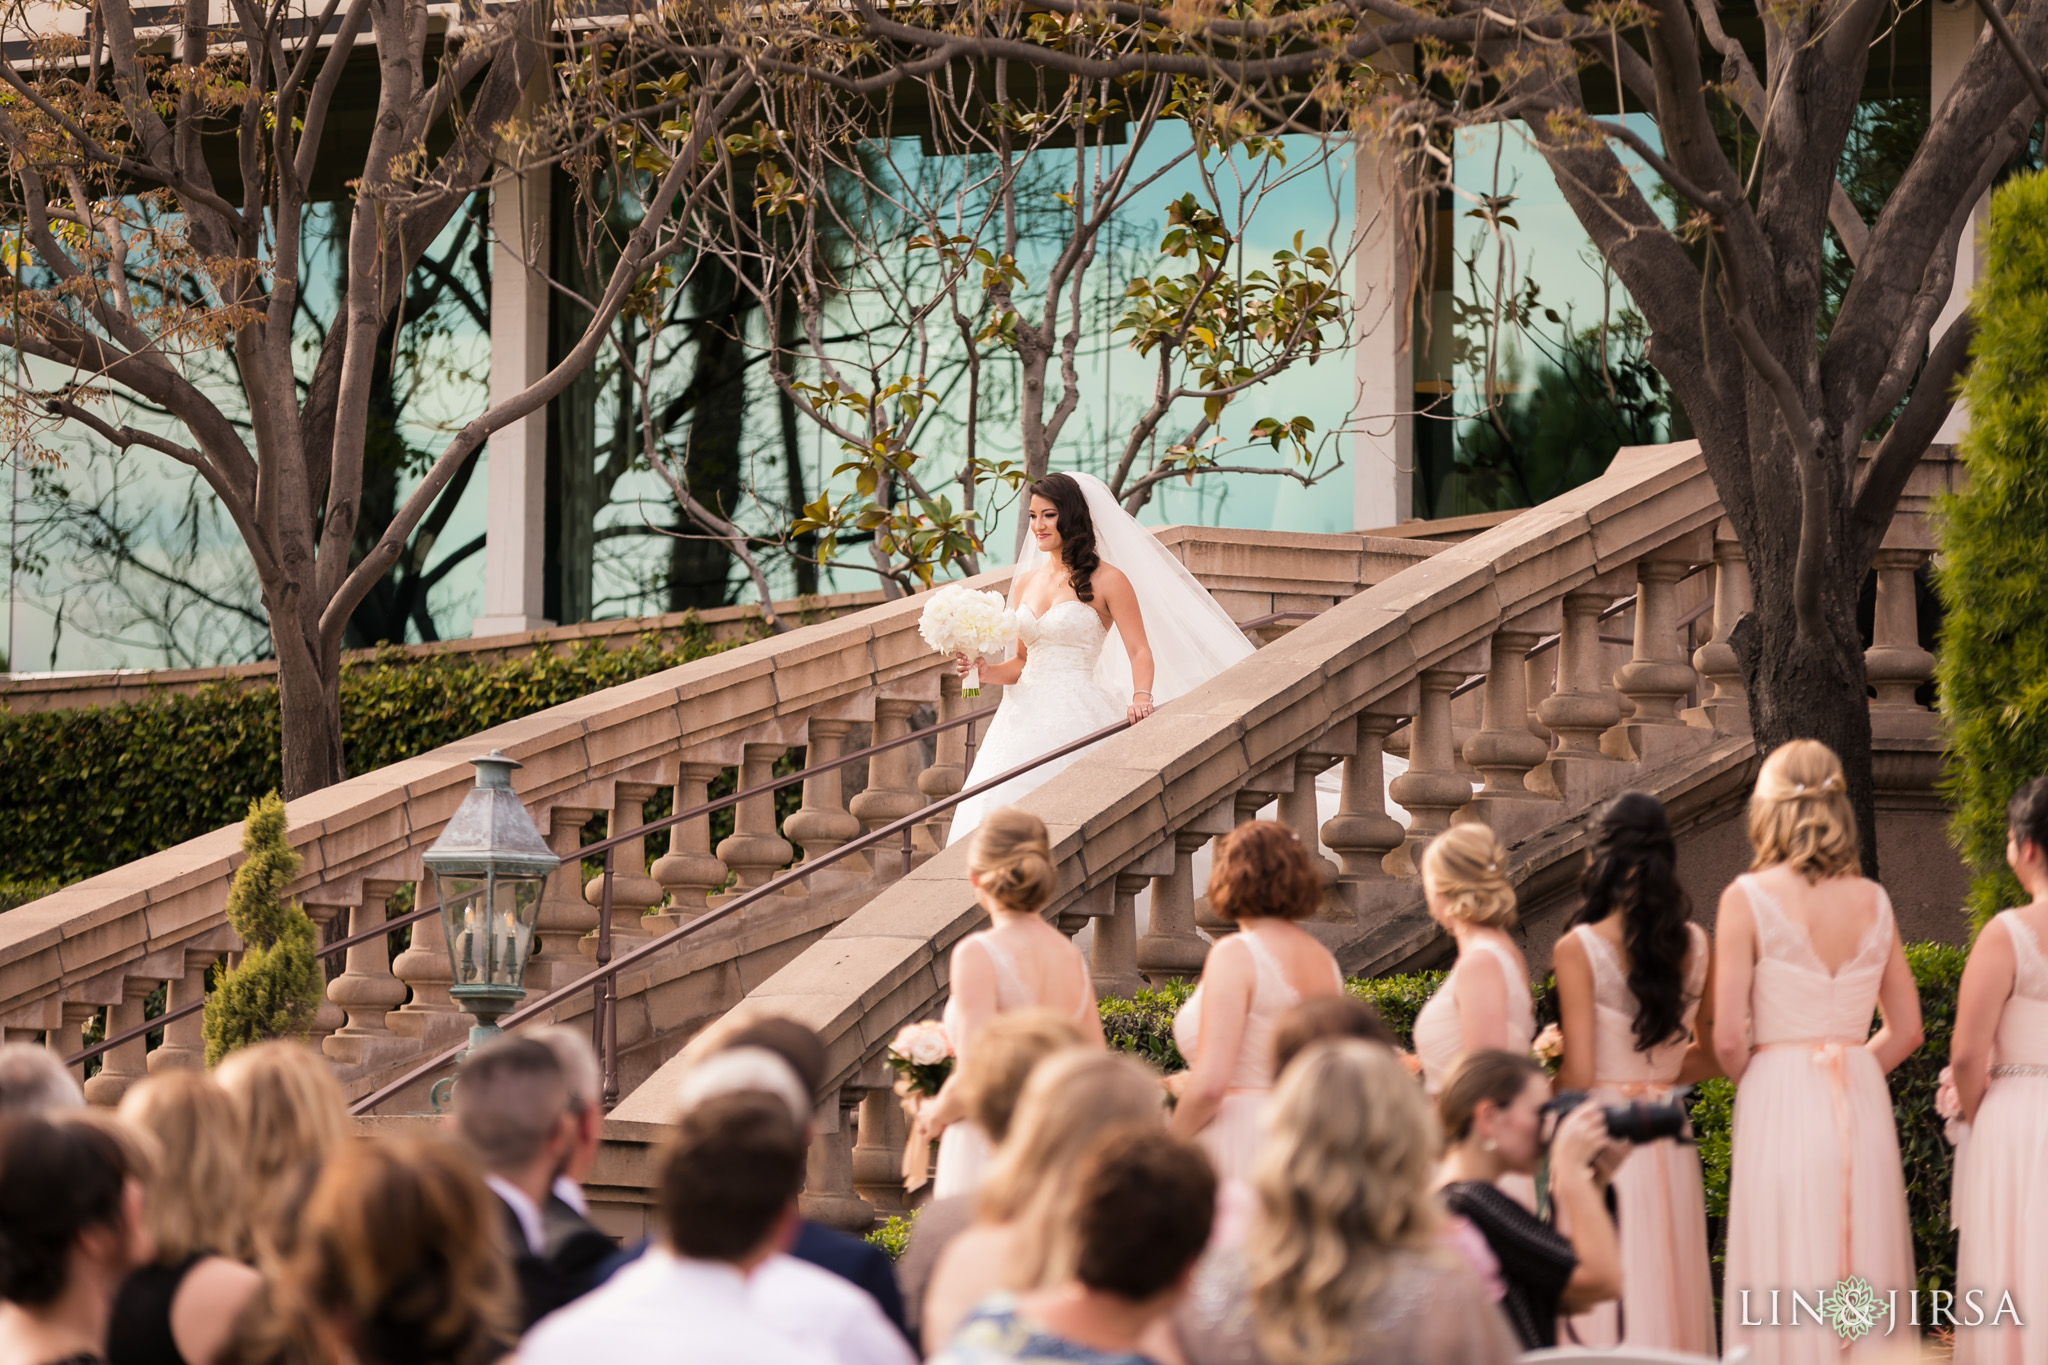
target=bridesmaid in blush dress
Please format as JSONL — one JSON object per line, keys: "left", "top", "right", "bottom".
{"left": 924, "top": 808, "right": 1103, "bottom": 1198}
{"left": 1411, "top": 823, "right": 1535, "bottom": 1096}
{"left": 1717, "top": 741, "right": 1922, "bottom": 1365}
{"left": 1948, "top": 776, "right": 2048, "bottom": 1365}
{"left": 1553, "top": 792, "right": 1719, "bottom": 1353}
{"left": 1170, "top": 821, "right": 1342, "bottom": 1180}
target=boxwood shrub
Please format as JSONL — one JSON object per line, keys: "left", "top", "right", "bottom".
{"left": 0, "top": 626, "right": 727, "bottom": 896}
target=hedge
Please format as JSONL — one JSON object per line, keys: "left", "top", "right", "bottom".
{"left": 1935, "top": 167, "right": 2048, "bottom": 929}
{"left": 1102, "top": 944, "right": 1964, "bottom": 1293}
{"left": 0, "top": 624, "right": 729, "bottom": 895}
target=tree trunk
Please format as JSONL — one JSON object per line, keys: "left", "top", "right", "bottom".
{"left": 1733, "top": 568, "right": 1882, "bottom": 877}
{"left": 274, "top": 628, "right": 347, "bottom": 799}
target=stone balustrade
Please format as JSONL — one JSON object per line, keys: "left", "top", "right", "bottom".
{"left": 599, "top": 440, "right": 1962, "bottom": 1236}
{"left": 0, "top": 525, "right": 1442, "bottom": 1105}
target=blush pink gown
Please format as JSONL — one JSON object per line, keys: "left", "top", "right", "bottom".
{"left": 1562, "top": 922, "right": 1716, "bottom": 1354}
{"left": 1722, "top": 874, "right": 1916, "bottom": 1365}
{"left": 1171, "top": 930, "right": 1342, "bottom": 1180}
{"left": 1412, "top": 936, "right": 1536, "bottom": 1095}
{"left": 933, "top": 931, "right": 1094, "bottom": 1197}
{"left": 1413, "top": 935, "right": 1537, "bottom": 1209}
{"left": 1952, "top": 910, "right": 2048, "bottom": 1364}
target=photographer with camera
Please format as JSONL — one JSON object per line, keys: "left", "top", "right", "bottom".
{"left": 1551, "top": 791, "right": 1719, "bottom": 1353}
{"left": 1436, "top": 1051, "right": 1627, "bottom": 1352}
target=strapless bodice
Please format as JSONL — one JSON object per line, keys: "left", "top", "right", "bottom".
{"left": 1017, "top": 601, "right": 1108, "bottom": 683}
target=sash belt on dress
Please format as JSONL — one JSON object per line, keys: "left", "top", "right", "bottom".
{"left": 1757, "top": 1038, "right": 1863, "bottom": 1283}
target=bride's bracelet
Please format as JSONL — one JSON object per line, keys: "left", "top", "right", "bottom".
{"left": 1133, "top": 691, "right": 1153, "bottom": 701}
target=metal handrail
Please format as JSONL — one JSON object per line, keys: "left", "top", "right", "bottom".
{"left": 347, "top": 717, "right": 1136, "bottom": 1115}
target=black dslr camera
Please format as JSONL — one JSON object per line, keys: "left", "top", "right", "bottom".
{"left": 1542, "top": 1089, "right": 1690, "bottom": 1144}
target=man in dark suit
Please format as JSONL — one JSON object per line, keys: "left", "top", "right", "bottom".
{"left": 451, "top": 1036, "right": 609, "bottom": 1330}
{"left": 529, "top": 1026, "right": 626, "bottom": 1292}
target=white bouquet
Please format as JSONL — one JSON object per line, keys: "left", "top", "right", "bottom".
{"left": 917, "top": 584, "right": 1018, "bottom": 697}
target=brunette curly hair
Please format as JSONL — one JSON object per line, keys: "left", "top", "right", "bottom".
{"left": 1029, "top": 473, "right": 1101, "bottom": 603}
{"left": 1208, "top": 820, "right": 1323, "bottom": 922}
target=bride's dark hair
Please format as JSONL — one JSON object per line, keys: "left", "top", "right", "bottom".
{"left": 1029, "top": 472, "right": 1101, "bottom": 602}
{"left": 1569, "top": 791, "right": 1693, "bottom": 1052}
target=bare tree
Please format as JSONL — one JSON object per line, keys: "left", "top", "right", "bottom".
{"left": 0, "top": 0, "right": 761, "bottom": 795}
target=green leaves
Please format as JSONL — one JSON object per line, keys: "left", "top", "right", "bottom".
{"left": 0, "top": 627, "right": 729, "bottom": 891}
{"left": 202, "top": 792, "right": 322, "bottom": 1065}
{"left": 1936, "top": 168, "right": 2048, "bottom": 929}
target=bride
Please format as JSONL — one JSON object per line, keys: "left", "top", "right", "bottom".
{"left": 946, "top": 471, "right": 1255, "bottom": 846}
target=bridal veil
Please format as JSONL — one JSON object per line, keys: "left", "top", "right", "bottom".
{"left": 1010, "top": 471, "right": 1255, "bottom": 704}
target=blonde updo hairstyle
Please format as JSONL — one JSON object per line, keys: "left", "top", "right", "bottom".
{"left": 968, "top": 807, "right": 1058, "bottom": 915}
{"left": 1749, "top": 739, "right": 1859, "bottom": 881}
{"left": 1420, "top": 823, "right": 1516, "bottom": 929}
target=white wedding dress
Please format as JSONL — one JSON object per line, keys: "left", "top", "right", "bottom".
{"left": 945, "top": 472, "right": 1257, "bottom": 848}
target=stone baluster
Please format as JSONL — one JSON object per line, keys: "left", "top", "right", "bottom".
{"left": 784, "top": 721, "right": 866, "bottom": 884}
{"left": 651, "top": 765, "right": 729, "bottom": 921}
{"left": 1138, "top": 801, "right": 1234, "bottom": 982}
{"left": 1525, "top": 638, "right": 1556, "bottom": 747}
{"left": 1466, "top": 628, "right": 1550, "bottom": 797}
{"left": 715, "top": 749, "right": 794, "bottom": 896}
{"left": 49, "top": 1001, "right": 99, "bottom": 1061}
{"left": 1322, "top": 711, "right": 1408, "bottom": 887}
{"left": 388, "top": 877, "right": 461, "bottom": 1044}
{"left": 850, "top": 699, "right": 925, "bottom": 878}
{"left": 1685, "top": 527, "right": 1753, "bottom": 734}
{"left": 1387, "top": 666, "right": 1474, "bottom": 866}
{"left": 1278, "top": 752, "right": 1343, "bottom": 916}
{"left": 148, "top": 951, "right": 216, "bottom": 1074}
{"left": 82, "top": 977, "right": 157, "bottom": 1105}
{"left": 301, "top": 899, "right": 350, "bottom": 1046}
{"left": 916, "top": 678, "right": 969, "bottom": 850}
{"left": 851, "top": 1067, "right": 909, "bottom": 1215}
{"left": 1607, "top": 553, "right": 1702, "bottom": 764}
{"left": 1095, "top": 844, "right": 1171, "bottom": 1000}
{"left": 531, "top": 805, "right": 599, "bottom": 985}
{"left": 585, "top": 783, "right": 666, "bottom": 934}
{"left": 1866, "top": 547, "right": 1937, "bottom": 742}
{"left": 801, "top": 1090, "right": 876, "bottom": 1232}
{"left": 328, "top": 880, "right": 414, "bottom": 1060}
{"left": 1533, "top": 586, "right": 1625, "bottom": 804}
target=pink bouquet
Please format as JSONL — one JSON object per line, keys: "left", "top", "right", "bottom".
{"left": 887, "top": 1019, "right": 955, "bottom": 1097}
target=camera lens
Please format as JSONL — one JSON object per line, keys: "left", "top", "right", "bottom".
{"left": 1600, "top": 1099, "right": 1688, "bottom": 1143}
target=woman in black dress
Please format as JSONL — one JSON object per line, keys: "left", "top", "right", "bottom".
{"left": 0, "top": 1113, "right": 154, "bottom": 1365}
{"left": 1434, "top": 1050, "right": 1627, "bottom": 1350}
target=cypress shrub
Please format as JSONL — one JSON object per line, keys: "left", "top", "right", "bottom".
{"left": 202, "top": 793, "right": 323, "bottom": 1064}
{"left": 1934, "top": 166, "right": 2048, "bottom": 929}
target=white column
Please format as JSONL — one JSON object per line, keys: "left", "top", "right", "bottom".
{"left": 473, "top": 120, "right": 555, "bottom": 638}
{"left": 1931, "top": 2, "right": 1985, "bottom": 445}
{"left": 1352, "top": 133, "right": 1413, "bottom": 532}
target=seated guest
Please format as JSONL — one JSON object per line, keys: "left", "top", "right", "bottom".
{"left": 693, "top": 1014, "right": 912, "bottom": 1344}
{"left": 930, "top": 1128, "right": 1214, "bottom": 1364}
{"left": 524, "top": 1027, "right": 621, "bottom": 1290}
{"left": 667, "top": 1049, "right": 916, "bottom": 1365}
{"left": 921, "top": 1052, "right": 1166, "bottom": 1348}
{"left": 521, "top": 1093, "right": 829, "bottom": 1365}
{"left": 212, "top": 1042, "right": 348, "bottom": 1269}
{"left": 0, "top": 1044, "right": 84, "bottom": 1116}
{"left": 0, "top": 1113, "right": 154, "bottom": 1365}
{"left": 1435, "top": 1050, "right": 1625, "bottom": 1350}
{"left": 110, "top": 1074, "right": 265, "bottom": 1365}
{"left": 1269, "top": 996, "right": 1395, "bottom": 1077}
{"left": 228, "top": 1134, "right": 512, "bottom": 1365}
{"left": 899, "top": 1011, "right": 1087, "bottom": 1342}
{"left": 448, "top": 1036, "right": 592, "bottom": 1329}
{"left": 1179, "top": 1040, "right": 1516, "bottom": 1365}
